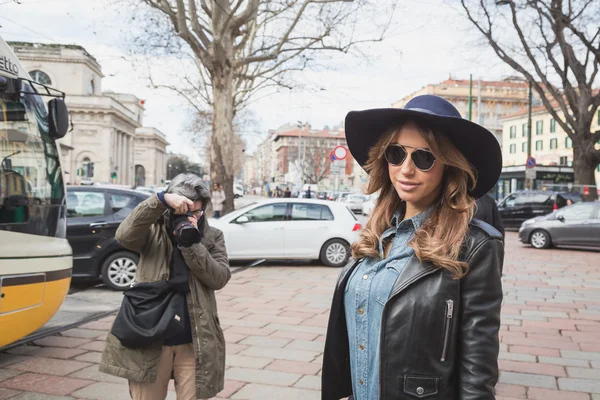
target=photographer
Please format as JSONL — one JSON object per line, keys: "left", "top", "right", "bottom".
{"left": 100, "top": 174, "right": 230, "bottom": 400}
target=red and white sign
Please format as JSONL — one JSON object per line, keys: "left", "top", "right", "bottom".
{"left": 333, "top": 146, "right": 348, "bottom": 160}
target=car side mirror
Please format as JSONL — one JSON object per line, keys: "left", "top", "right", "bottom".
{"left": 557, "top": 215, "right": 565, "bottom": 222}
{"left": 48, "top": 98, "right": 69, "bottom": 139}
{"left": 236, "top": 216, "right": 249, "bottom": 224}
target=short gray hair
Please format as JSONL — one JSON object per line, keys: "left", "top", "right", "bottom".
{"left": 166, "top": 173, "right": 211, "bottom": 208}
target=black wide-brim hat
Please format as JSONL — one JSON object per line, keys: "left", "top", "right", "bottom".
{"left": 345, "top": 94, "right": 502, "bottom": 199}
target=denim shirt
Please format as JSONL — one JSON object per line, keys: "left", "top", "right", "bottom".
{"left": 344, "top": 208, "right": 431, "bottom": 400}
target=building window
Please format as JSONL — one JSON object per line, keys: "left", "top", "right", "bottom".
{"left": 536, "top": 120, "right": 543, "bottom": 135}
{"left": 536, "top": 140, "right": 543, "bottom": 151}
{"left": 522, "top": 123, "right": 527, "bottom": 137}
{"left": 509, "top": 125, "right": 516, "bottom": 139}
{"left": 550, "top": 118, "right": 556, "bottom": 133}
{"left": 521, "top": 142, "right": 528, "bottom": 153}
{"left": 565, "top": 137, "right": 573, "bottom": 149}
{"left": 560, "top": 156, "right": 568, "bottom": 165}
{"left": 29, "top": 70, "right": 52, "bottom": 85}
{"left": 510, "top": 144, "right": 516, "bottom": 154}
{"left": 550, "top": 138, "right": 557, "bottom": 149}
{"left": 88, "top": 79, "right": 95, "bottom": 95}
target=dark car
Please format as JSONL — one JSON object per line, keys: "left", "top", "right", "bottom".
{"left": 518, "top": 201, "right": 600, "bottom": 250}
{"left": 66, "top": 186, "right": 149, "bottom": 290}
{"left": 498, "top": 190, "right": 582, "bottom": 229}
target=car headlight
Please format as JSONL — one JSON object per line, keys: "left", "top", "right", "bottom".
{"left": 522, "top": 219, "right": 536, "bottom": 227}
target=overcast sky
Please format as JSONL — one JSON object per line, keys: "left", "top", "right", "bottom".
{"left": 0, "top": 0, "right": 515, "bottom": 160}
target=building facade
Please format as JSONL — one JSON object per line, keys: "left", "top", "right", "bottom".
{"left": 393, "top": 78, "right": 534, "bottom": 143}
{"left": 500, "top": 105, "right": 600, "bottom": 195}
{"left": 9, "top": 42, "right": 168, "bottom": 186}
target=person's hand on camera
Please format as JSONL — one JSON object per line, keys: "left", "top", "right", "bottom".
{"left": 164, "top": 193, "right": 194, "bottom": 214}
{"left": 188, "top": 215, "right": 198, "bottom": 229}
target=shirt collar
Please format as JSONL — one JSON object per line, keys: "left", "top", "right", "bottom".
{"left": 390, "top": 207, "right": 433, "bottom": 231}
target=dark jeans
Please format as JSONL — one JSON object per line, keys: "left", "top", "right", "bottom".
{"left": 212, "top": 210, "right": 221, "bottom": 218}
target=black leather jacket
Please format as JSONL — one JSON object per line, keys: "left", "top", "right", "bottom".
{"left": 321, "top": 220, "right": 504, "bottom": 400}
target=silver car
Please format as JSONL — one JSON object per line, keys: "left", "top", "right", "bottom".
{"left": 518, "top": 202, "right": 600, "bottom": 250}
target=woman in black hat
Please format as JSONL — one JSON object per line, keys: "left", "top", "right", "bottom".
{"left": 321, "top": 95, "right": 504, "bottom": 400}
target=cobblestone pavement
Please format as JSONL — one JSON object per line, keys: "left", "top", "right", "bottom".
{"left": 0, "top": 232, "right": 599, "bottom": 399}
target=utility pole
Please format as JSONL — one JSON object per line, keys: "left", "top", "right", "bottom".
{"left": 477, "top": 78, "right": 482, "bottom": 125}
{"left": 527, "top": 81, "right": 532, "bottom": 159}
{"left": 468, "top": 74, "right": 473, "bottom": 121}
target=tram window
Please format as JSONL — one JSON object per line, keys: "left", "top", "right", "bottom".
{"left": 67, "top": 191, "right": 106, "bottom": 217}
{"left": 109, "top": 193, "right": 136, "bottom": 214}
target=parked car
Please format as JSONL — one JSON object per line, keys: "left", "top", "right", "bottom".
{"left": 316, "top": 191, "right": 328, "bottom": 200}
{"left": 362, "top": 192, "right": 379, "bottom": 216}
{"left": 208, "top": 199, "right": 362, "bottom": 267}
{"left": 498, "top": 190, "right": 582, "bottom": 229}
{"left": 66, "top": 186, "right": 149, "bottom": 290}
{"left": 518, "top": 201, "right": 600, "bottom": 250}
{"left": 343, "top": 194, "right": 368, "bottom": 214}
{"left": 336, "top": 192, "right": 351, "bottom": 202}
{"left": 234, "top": 184, "right": 244, "bottom": 198}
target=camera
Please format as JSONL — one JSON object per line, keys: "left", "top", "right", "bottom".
{"left": 170, "top": 211, "right": 201, "bottom": 247}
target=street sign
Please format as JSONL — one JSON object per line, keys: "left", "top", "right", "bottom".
{"left": 526, "top": 156, "right": 536, "bottom": 168}
{"left": 330, "top": 159, "right": 345, "bottom": 174}
{"left": 525, "top": 167, "right": 536, "bottom": 180}
{"left": 333, "top": 146, "right": 348, "bottom": 160}
{"left": 330, "top": 151, "right": 337, "bottom": 162}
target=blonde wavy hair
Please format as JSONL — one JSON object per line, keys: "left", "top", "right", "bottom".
{"left": 351, "top": 119, "right": 478, "bottom": 279}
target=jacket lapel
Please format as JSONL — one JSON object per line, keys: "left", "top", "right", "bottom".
{"left": 389, "top": 255, "right": 438, "bottom": 298}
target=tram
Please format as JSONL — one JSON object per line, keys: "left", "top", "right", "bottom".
{"left": 0, "top": 35, "right": 72, "bottom": 347}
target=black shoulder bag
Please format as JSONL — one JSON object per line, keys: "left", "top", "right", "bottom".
{"left": 111, "top": 248, "right": 190, "bottom": 349}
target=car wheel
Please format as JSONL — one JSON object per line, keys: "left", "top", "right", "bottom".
{"left": 530, "top": 230, "right": 551, "bottom": 249}
{"left": 101, "top": 251, "right": 139, "bottom": 291}
{"left": 320, "top": 239, "right": 350, "bottom": 267}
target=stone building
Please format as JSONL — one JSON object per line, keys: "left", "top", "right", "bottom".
{"left": 9, "top": 41, "right": 168, "bottom": 186}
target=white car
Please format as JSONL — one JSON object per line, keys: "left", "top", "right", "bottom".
{"left": 344, "top": 194, "right": 368, "bottom": 214}
{"left": 209, "top": 199, "right": 362, "bottom": 267}
{"left": 362, "top": 193, "right": 379, "bottom": 216}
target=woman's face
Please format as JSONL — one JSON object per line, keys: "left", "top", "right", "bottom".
{"left": 388, "top": 122, "right": 445, "bottom": 210}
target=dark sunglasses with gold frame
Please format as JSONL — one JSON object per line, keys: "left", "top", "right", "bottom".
{"left": 384, "top": 144, "right": 437, "bottom": 172}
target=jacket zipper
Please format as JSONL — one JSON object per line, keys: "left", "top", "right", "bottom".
{"left": 440, "top": 299, "right": 454, "bottom": 362}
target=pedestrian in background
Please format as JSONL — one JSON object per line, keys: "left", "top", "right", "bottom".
{"left": 211, "top": 182, "right": 226, "bottom": 218}
{"left": 100, "top": 173, "right": 230, "bottom": 400}
{"left": 284, "top": 187, "right": 292, "bottom": 198}
{"left": 475, "top": 193, "right": 505, "bottom": 237}
{"left": 322, "top": 95, "right": 504, "bottom": 400}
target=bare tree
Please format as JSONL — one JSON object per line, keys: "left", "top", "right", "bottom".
{"left": 297, "top": 136, "right": 332, "bottom": 184}
{"left": 459, "top": 0, "right": 600, "bottom": 199}
{"left": 126, "top": 0, "right": 396, "bottom": 212}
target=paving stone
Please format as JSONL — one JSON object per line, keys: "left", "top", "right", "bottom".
{"left": 0, "top": 355, "right": 30, "bottom": 368}
{"left": 528, "top": 387, "right": 590, "bottom": 400}
{"left": 509, "top": 346, "right": 560, "bottom": 357}
{"left": 69, "top": 365, "right": 125, "bottom": 384}
{"left": 566, "top": 367, "right": 600, "bottom": 380}
{"left": 498, "top": 371, "right": 557, "bottom": 389}
{"left": 264, "top": 323, "right": 326, "bottom": 335}
{"left": 269, "top": 330, "right": 318, "bottom": 341}
{"left": 494, "top": 383, "right": 526, "bottom": 398}
{"left": 71, "top": 381, "right": 131, "bottom": 400}
{"left": 74, "top": 352, "right": 102, "bottom": 363}
{"left": 231, "top": 383, "right": 320, "bottom": 400}
{"left": 226, "top": 367, "right": 301, "bottom": 386}
{"left": 78, "top": 321, "right": 113, "bottom": 331}
{"left": 218, "top": 380, "right": 246, "bottom": 398}
{"left": 226, "top": 355, "right": 274, "bottom": 369}
{"left": 33, "top": 347, "right": 89, "bottom": 360}
{"left": 33, "top": 336, "right": 92, "bottom": 349}
{"left": 558, "top": 378, "right": 600, "bottom": 394}
{"left": 0, "top": 369, "right": 22, "bottom": 382}
{"left": 10, "top": 393, "right": 75, "bottom": 400}
{"left": 538, "top": 357, "right": 589, "bottom": 367}
{"left": 284, "top": 340, "right": 325, "bottom": 353}
{"left": 224, "top": 333, "right": 248, "bottom": 344}
{"left": 240, "top": 346, "right": 319, "bottom": 362}
{"left": 0, "top": 372, "right": 94, "bottom": 396}
{"left": 561, "top": 350, "right": 600, "bottom": 361}
{"left": 61, "top": 328, "right": 106, "bottom": 339}
{"left": 498, "top": 351, "right": 536, "bottom": 362}
{"left": 6, "top": 346, "right": 38, "bottom": 356}
{"left": 239, "top": 336, "right": 291, "bottom": 348}
{"left": 0, "top": 388, "right": 20, "bottom": 399}
{"left": 7, "top": 357, "right": 90, "bottom": 376}
{"left": 266, "top": 360, "right": 322, "bottom": 375}
{"left": 293, "top": 375, "right": 320, "bottom": 390}
{"left": 499, "top": 360, "right": 566, "bottom": 377}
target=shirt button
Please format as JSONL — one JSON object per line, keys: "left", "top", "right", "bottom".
{"left": 359, "top": 344, "right": 364, "bottom": 350}
{"left": 358, "top": 308, "right": 364, "bottom": 314}
{"left": 362, "top": 274, "right": 369, "bottom": 280}
{"left": 360, "top": 379, "right": 364, "bottom": 385}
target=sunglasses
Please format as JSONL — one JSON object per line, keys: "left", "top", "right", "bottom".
{"left": 384, "top": 144, "right": 437, "bottom": 172}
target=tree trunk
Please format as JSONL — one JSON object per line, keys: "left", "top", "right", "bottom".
{"left": 210, "top": 66, "right": 236, "bottom": 214}
{"left": 572, "top": 137, "right": 599, "bottom": 201}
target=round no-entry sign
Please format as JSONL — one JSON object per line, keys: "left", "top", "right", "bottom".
{"left": 333, "top": 146, "right": 348, "bottom": 160}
